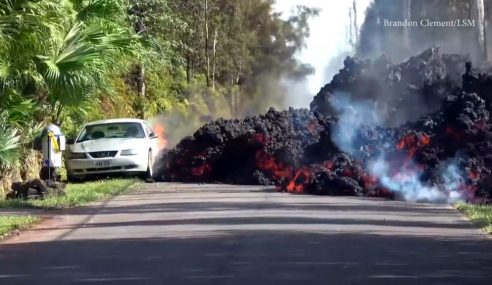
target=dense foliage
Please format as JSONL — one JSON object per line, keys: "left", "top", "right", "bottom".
{"left": 0, "top": 0, "right": 317, "bottom": 177}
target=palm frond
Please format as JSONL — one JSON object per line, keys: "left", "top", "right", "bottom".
{"left": 0, "top": 91, "right": 39, "bottom": 127}
{"left": 36, "top": 19, "right": 136, "bottom": 105}
{"left": 73, "top": 0, "right": 126, "bottom": 22}
{"left": 0, "top": 111, "right": 20, "bottom": 168}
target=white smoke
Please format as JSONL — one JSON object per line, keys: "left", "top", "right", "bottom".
{"left": 331, "top": 92, "right": 466, "bottom": 204}
{"left": 274, "top": 0, "right": 374, "bottom": 106}
{"left": 330, "top": 92, "right": 380, "bottom": 154}
{"left": 369, "top": 157, "right": 464, "bottom": 203}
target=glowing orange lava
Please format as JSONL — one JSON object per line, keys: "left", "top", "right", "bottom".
{"left": 153, "top": 123, "right": 168, "bottom": 150}
{"left": 287, "top": 167, "right": 311, "bottom": 193}
{"left": 397, "top": 132, "right": 430, "bottom": 150}
{"left": 396, "top": 132, "right": 430, "bottom": 165}
{"left": 255, "top": 151, "right": 292, "bottom": 179}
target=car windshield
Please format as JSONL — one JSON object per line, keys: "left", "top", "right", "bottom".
{"left": 77, "top": 122, "right": 145, "bottom": 142}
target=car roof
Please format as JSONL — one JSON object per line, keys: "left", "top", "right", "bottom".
{"left": 85, "top": 118, "right": 147, "bottom": 126}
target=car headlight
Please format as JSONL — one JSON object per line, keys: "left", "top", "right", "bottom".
{"left": 120, "top": 149, "right": 139, "bottom": 156}
{"left": 68, "top": 152, "right": 86, "bottom": 159}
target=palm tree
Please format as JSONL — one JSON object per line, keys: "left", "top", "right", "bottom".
{"left": 38, "top": 20, "right": 135, "bottom": 122}
{"left": 0, "top": 0, "right": 136, "bottom": 167}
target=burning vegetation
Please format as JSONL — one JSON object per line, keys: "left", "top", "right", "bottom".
{"left": 155, "top": 47, "right": 492, "bottom": 203}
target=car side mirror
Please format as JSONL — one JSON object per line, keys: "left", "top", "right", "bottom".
{"left": 66, "top": 138, "right": 75, "bottom": 145}
{"left": 149, "top": 134, "right": 158, "bottom": 139}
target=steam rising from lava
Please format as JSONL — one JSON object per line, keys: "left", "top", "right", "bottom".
{"left": 330, "top": 91, "right": 468, "bottom": 203}
{"left": 369, "top": 157, "right": 465, "bottom": 203}
{"left": 330, "top": 92, "right": 381, "bottom": 154}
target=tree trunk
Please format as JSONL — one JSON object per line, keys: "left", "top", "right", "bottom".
{"left": 212, "top": 28, "right": 218, "bottom": 91}
{"left": 348, "top": 7, "right": 353, "bottom": 47}
{"left": 132, "top": 6, "right": 147, "bottom": 118}
{"left": 54, "top": 103, "right": 63, "bottom": 126}
{"left": 230, "top": 79, "right": 235, "bottom": 117}
{"left": 403, "top": 0, "right": 411, "bottom": 50}
{"left": 138, "top": 65, "right": 146, "bottom": 99}
{"left": 186, "top": 55, "right": 191, "bottom": 83}
{"left": 135, "top": 64, "right": 146, "bottom": 118}
{"left": 353, "top": 0, "right": 359, "bottom": 46}
{"left": 476, "top": 0, "right": 487, "bottom": 61}
{"left": 485, "top": 11, "right": 489, "bottom": 62}
{"left": 204, "top": 0, "right": 210, "bottom": 87}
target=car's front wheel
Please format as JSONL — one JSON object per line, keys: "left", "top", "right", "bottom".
{"left": 67, "top": 174, "right": 84, "bottom": 183}
{"left": 141, "top": 151, "right": 154, "bottom": 181}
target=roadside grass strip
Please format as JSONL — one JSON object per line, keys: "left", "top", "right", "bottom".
{"left": 0, "top": 179, "right": 138, "bottom": 209}
{"left": 0, "top": 216, "right": 40, "bottom": 239}
{"left": 457, "top": 203, "right": 492, "bottom": 234}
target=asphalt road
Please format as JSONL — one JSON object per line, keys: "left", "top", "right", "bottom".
{"left": 1, "top": 183, "right": 491, "bottom": 284}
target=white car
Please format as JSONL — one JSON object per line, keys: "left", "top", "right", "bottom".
{"left": 66, "top": 119, "right": 159, "bottom": 181}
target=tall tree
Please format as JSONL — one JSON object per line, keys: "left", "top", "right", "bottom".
{"left": 475, "top": 0, "right": 487, "bottom": 61}
{"left": 0, "top": 0, "right": 135, "bottom": 171}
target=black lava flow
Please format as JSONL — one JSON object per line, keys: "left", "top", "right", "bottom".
{"left": 155, "top": 47, "right": 492, "bottom": 202}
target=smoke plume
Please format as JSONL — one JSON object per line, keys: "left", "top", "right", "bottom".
{"left": 330, "top": 91, "right": 467, "bottom": 203}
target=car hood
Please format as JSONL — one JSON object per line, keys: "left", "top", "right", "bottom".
{"left": 70, "top": 138, "right": 145, "bottom": 153}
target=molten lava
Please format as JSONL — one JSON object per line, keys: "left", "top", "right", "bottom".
{"left": 153, "top": 123, "right": 168, "bottom": 150}
{"left": 396, "top": 132, "right": 431, "bottom": 165}
{"left": 255, "top": 151, "right": 292, "bottom": 179}
{"left": 287, "top": 167, "right": 312, "bottom": 193}
{"left": 396, "top": 132, "right": 430, "bottom": 150}
{"left": 191, "top": 163, "right": 212, "bottom": 177}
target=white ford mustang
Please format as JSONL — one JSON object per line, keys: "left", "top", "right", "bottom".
{"left": 65, "top": 119, "right": 159, "bottom": 181}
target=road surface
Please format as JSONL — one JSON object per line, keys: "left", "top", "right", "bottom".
{"left": 1, "top": 183, "right": 491, "bottom": 284}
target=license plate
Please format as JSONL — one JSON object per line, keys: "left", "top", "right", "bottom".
{"left": 95, "top": 160, "right": 111, "bottom": 167}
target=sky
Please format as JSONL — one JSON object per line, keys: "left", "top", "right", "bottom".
{"left": 274, "top": 0, "right": 373, "bottom": 106}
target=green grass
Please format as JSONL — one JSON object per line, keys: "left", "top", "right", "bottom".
{"left": 0, "top": 179, "right": 138, "bottom": 209}
{"left": 457, "top": 203, "right": 492, "bottom": 234}
{"left": 0, "top": 216, "right": 40, "bottom": 239}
